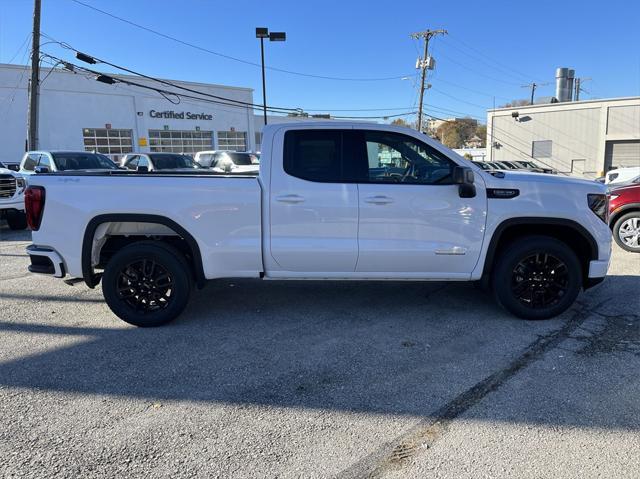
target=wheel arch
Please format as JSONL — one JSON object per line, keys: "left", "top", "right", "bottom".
{"left": 609, "top": 203, "right": 640, "bottom": 230}
{"left": 81, "top": 214, "right": 206, "bottom": 289}
{"left": 482, "top": 217, "right": 599, "bottom": 287}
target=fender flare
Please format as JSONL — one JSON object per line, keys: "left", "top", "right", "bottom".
{"left": 609, "top": 202, "right": 640, "bottom": 228}
{"left": 81, "top": 213, "right": 206, "bottom": 289}
{"left": 482, "top": 217, "right": 599, "bottom": 278}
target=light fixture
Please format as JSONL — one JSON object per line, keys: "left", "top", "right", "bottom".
{"left": 96, "top": 75, "right": 115, "bottom": 85}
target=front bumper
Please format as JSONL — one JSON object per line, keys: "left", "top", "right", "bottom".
{"left": 0, "top": 199, "right": 25, "bottom": 213}
{"left": 588, "top": 258, "right": 610, "bottom": 279}
{"left": 26, "top": 245, "right": 66, "bottom": 278}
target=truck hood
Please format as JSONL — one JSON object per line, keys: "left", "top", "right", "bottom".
{"left": 0, "top": 167, "right": 20, "bottom": 177}
{"left": 481, "top": 170, "right": 605, "bottom": 190}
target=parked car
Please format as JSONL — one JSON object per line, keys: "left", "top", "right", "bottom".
{"left": 194, "top": 150, "right": 259, "bottom": 174}
{"left": 512, "top": 160, "right": 556, "bottom": 174}
{"left": 24, "top": 122, "right": 611, "bottom": 326}
{"left": 0, "top": 160, "right": 20, "bottom": 172}
{"left": 609, "top": 183, "right": 640, "bottom": 253}
{"left": 121, "top": 153, "right": 201, "bottom": 172}
{"left": 0, "top": 162, "right": 26, "bottom": 229}
{"left": 19, "top": 151, "right": 119, "bottom": 174}
{"left": 605, "top": 166, "right": 640, "bottom": 185}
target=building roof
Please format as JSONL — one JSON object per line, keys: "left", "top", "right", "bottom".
{"left": 488, "top": 96, "right": 640, "bottom": 113}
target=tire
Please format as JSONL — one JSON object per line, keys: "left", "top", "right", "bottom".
{"left": 491, "top": 236, "right": 582, "bottom": 320}
{"left": 6, "top": 211, "right": 27, "bottom": 230}
{"left": 102, "top": 241, "right": 192, "bottom": 327}
{"left": 612, "top": 211, "right": 640, "bottom": 253}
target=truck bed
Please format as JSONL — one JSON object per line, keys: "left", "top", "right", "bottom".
{"left": 28, "top": 172, "right": 263, "bottom": 280}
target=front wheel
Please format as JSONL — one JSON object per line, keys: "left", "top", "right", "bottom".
{"left": 612, "top": 212, "right": 640, "bottom": 253}
{"left": 102, "top": 241, "right": 192, "bottom": 327}
{"left": 492, "top": 236, "right": 582, "bottom": 320}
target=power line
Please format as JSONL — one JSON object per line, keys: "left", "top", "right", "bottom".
{"left": 4, "top": 33, "right": 31, "bottom": 64}
{"left": 40, "top": 54, "right": 416, "bottom": 120}
{"left": 40, "top": 34, "right": 299, "bottom": 112}
{"left": 40, "top": 37, "right": 426, "bottom": 118}
{"left": 68, "top": 0, "right": 414, "bottom": 82}
{"left": 40, "top": 54, "right": 292, "bottom": 114}
{"left": 442, "top": 36, "right": 538, "bottom": 83}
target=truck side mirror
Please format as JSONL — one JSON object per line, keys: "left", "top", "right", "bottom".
{"left": 34, "top": 166, "right": 50, "bottom": 174}
{"left": 452, "top": 166, "right": 476, "bottom": 198}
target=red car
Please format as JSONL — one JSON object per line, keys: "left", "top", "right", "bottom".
{"left": 609, "top": 183, "right": 640, "bottom": 252}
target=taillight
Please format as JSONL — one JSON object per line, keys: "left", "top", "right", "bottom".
{"left": 25, "top": 186, "right": 46, "bottom": 231}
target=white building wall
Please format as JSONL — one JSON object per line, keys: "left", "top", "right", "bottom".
{"left": 487, "top": 97, "right": 640, "bottom": 177}
{"left": 0, "top": 63, "right": 256, "bottom": 164}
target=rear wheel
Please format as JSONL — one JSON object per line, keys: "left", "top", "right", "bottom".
{"left": 6, "top": 211, "right": 27, "bottom": 230}
{"left": 492, "top": 236, "right": 582, "bottom": 320}
{"left": 612, "top": 212, "right": 640, "bottom": 253}
{"left": 102, "top": 241, "right": 192, "bottom": 327}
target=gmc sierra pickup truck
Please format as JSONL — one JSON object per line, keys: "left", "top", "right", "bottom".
{"left": 24, "top": 122, "right": 611, "bottom": 327}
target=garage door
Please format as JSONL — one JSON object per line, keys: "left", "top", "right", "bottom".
{"left": 148, "top": 129, "right": 213, "bottom": 154}
{"left": 605, "top": 140, "right": 640, "bottom": 170}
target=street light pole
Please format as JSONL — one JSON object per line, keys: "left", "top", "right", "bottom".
{"left": 259, "top": 36, "right": 267, "bottom": 126}
{"left": 256, "top": 27, "right": 286, "bottom": 126}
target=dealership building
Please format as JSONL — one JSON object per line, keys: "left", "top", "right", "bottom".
{"left": 0, "top": 63, "right": 260, "bottom": 164}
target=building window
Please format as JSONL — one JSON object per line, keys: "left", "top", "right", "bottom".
{"left": 255, "top": 132, "right": 262, "bottom": 151}
{"left": 218, "top": 131, "right": 247, "bottom": 151}
{"left": 532, "top": 140, "right": 552, "bottom": 159}
{"left": 148, "top": 130, "right": 213, "bottom": 154}
{"left": 82, "top": 128, "right": 133, "bottom": 159}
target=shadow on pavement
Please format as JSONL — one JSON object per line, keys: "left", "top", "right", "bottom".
{"left": 0, "top": 274, "right": 638, "bottom": 431}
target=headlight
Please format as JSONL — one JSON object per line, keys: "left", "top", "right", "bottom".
{"left": 587, "top": 193, "right": 608, "bottom": 223}
{"left": 16, "top": 177, "right": 26, "bottom": 189}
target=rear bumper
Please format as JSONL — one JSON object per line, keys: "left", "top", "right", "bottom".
{"left": 26, "top": 245, "right": 66, "bottom": 278}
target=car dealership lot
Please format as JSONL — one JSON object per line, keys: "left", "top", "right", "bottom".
{"left": 1, "top": 225, "right": 639, "bottom": 478}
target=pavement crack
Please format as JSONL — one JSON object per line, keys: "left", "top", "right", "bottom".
{"left": 336, "top": 299, "right": 608, "bottom": 479}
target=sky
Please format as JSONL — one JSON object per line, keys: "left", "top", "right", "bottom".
{"left": 1, "top": 0, "right": 639, "bottom": 124}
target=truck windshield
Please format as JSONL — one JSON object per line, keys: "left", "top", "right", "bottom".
{"left": 149, "top": 154, "right": 199, "bottom": 170}
{"left": 52, "top": 152, "right": 118, "bottom": 170}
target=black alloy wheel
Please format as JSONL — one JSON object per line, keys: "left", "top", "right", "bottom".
{"left": 511, "top": 253, "right": 569, "bottom": 309}
{"left": 116, "top": 259, "right": 174, "bottom": 313}
{"left": 102, "top": 241, "right": 192, "bottom": 327}
{"left": 492, "top": 236, "right": 582, "bottom": 320}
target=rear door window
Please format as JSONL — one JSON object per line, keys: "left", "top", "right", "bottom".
{"left": 283, "top": 130, "right": 342, "bottom": 182}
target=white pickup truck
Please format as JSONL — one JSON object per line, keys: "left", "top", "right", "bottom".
{"left": 24, "top": 122, "right": 611, "bottom": 327}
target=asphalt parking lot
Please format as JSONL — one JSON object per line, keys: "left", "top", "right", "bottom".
{"left": 1, "top": 223, "right": 639, "bottom": 478}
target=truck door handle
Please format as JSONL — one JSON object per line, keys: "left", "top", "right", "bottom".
{"left": 276, "top": 194, "right": 305, "bottom": 204}
{"left": 364, "top": 195, "right": 393, "bottom": 205}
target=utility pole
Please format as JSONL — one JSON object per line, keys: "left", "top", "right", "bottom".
{"left": 410, "top": 29, "right": 447, "bottom": 133}
{"left": 521, "top": 81, "right": 549, "bottom": 105}
{"left": 27, "top": 0, "right": 41, "bottom": 151}
{"left": 574, "top": 77, "right": 591, "bottom": 101}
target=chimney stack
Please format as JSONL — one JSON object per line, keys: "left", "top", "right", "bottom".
{"left": 555, "top": 67, "right": 575, "bottom": 102}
